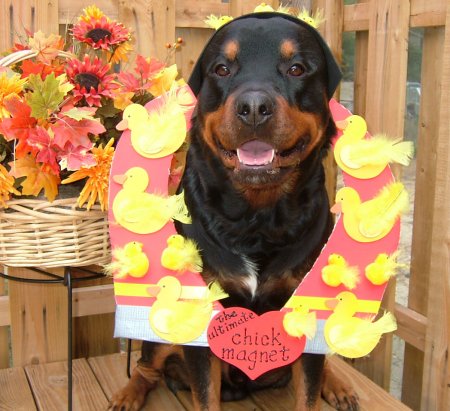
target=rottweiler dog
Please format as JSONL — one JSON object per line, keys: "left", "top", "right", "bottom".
{"left": 110, "top": 12, "right": 359, "bottom": 411}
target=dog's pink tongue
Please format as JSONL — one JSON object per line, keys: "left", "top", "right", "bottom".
{"left": 237, "top": 140, "right": 275, "bottom": 166}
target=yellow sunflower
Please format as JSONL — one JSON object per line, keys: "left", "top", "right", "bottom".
{"left": 107, "top": 40, "right": 133, "bottom": 64}
{"left": 61, "top": 138, "right": 115, "bottom": 211}
{"left": 0, "top": 71, "right": 27, "bottom": 118}
{"left": 79, "top": 5, "right": 107, "bottom": 23}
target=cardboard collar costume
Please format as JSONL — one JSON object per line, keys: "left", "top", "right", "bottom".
{"left": 108, "top": 9, "right": 410, "bottom": 380}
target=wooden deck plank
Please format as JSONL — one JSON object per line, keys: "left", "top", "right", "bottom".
{"left": 176, "top": 389, "right": 262, "bottom": 411}
{"left": 0, "top": 353, "right": 410, "bottom": 410}
{"left": 88, "top": 352, "right": 187, "bottom": 410}
{"left": 25, "top": 358, "right": 108, "bottom": 411}
{"left": 327, "top": 357, "right": 411, "bottom": 411}
{"left": 248, "top": 357, "right": 409, "bottom": 411}
{"left": 0, "top": 367, "right": 37, "bottom": 410}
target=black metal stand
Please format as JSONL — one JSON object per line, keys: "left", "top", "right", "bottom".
{"left": 0, "top": 266, "right": 105, "bottom": 411}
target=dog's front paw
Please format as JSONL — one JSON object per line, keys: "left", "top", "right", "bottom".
{"left": 108, "top": 366, "right": 159, "bottom": 411}
{"left": 108, "top": 384, "right": 147, "bottom": 411}
{"left": 321, "top": 365, "right": 359, "bottom": 411}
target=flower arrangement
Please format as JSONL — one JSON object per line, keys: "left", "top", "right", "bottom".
{"left": 0, "top": 5, "right": 183, "bottom": 211}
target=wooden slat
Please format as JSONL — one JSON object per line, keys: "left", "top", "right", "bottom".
{"left": 410, "top": 0, "right": 447, "bottom": 27}
{"left": 175, "top": 27, "right": 214, "bottom": 80}
{"left": 394, "top": 303, "right": 427, "bottom": 352}
{"left": 155, "top": 355, "right": 411, "bottom": 410}
{"left": 327, "top": 357, "right": 411, "bottom": 410}
{"left": 251, "top": 356, "right": 411, "bottom": 410}
{"left": 343, "top": 1, "right": 447, "bottom": 32}
{"left": 1, "top": 0, "right": 59, "bottom": 43}
{"left": 8, "top": 267, "right": 68, "bottom": 366}
{"left": 3, "top": 0, "right": 58, "bottom": 41}
{"left": 176, "top": 389, "right": 262, "bottom": 411}
{"left": 89, "top": 352, "right": 187, "bottom": 410}
{"left": 25, "top": 358, "right": 108, "bottom": 410}
{"left": 420, "top": 4, "right": 450, "bottom": 410}
{"left": 0, "top": 367, "right": 37, "bottom": 410}
{"left": 0, "top": 352, "right": 412, "bottom": 410}
{"left": 119, "top": 0, "right": 176, "bottom": 64}
{"left": 313, "top": 0, "right": 344, "bottom": 204}
{"left": 58, "top": 0, "right": 119, "bottom": 24}
{"left": 0, "top": 267, "right": 9, "bottom": 367}
{"left": 402, "top": 24, "right": 445, "bottom": 410}
{"left": 0, "top": 283, "right": 115, "bottom": 327}
{"left": 176, "top": 0, "right": 230, "bottom": 28}
{"left": 364, "top": 0, "right": 410, "bottom": 135}
{"left": 344, "top": 3, "right": 369, "bottom": 32}
{"left": 354, "top": 0, "right": 411, "bottom": 389}
{"left": 353, "top": 7, "right": 369, "bottom": 116}
{"left": 250, "top": 382, "right": 336, "bottom": 411}
{"left": 71, "top": 274, "right": 118, "bottom": 360}
{"left": 72, "top": 284, "right": 115, "bottom": 317}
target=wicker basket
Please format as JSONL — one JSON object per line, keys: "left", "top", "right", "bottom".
{"left": 0, "top": 50, "right": 111, "bottom": 268}
{"left": 0, "top": 198, "right": 110, "bottom": 268}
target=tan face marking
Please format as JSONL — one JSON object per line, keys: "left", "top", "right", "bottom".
{"left": 280, "top": 39, "right": 297, "bottom": 59}
{"left": 224, "top": 40, "right": 239, "bottom": 61}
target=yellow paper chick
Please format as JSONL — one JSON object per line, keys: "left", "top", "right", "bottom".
{"left": 321, "top": 254, "right": 360, "bottom": 289}
{"left": 324, "top": 291, "right": 397, "bottom": 358}
{"left": 254, "top": 3, "right": 275, "bottom": 12}
{"left": 335, "top": 115, "right": 414, "bottom": 179}
{"left": 204, "top": 14, "right": 234, "bottom": 30}
{"left": 161, "top": 234, "right": 203, "bottom": 273}
{"left": 148, "top": 276, "right": 228, "bottom": 344}
{"left": 112, "top": 167, "right": 191, "bottom": 234}
{"left": 296, "top": 8, "right": 325, "bottom": 29}
{"left": 365, "top": 252, "right": 406, "bottom": 285}
{"left": 104, "top": 241, "right": 149, "bottom": 279}
{"left": 283, "top": 304, "right": 317, "bottom": 340}
{"left": 331, "top": 182, "right": 409, "bottom": 242}
{"left": 116, "top": 91, "right": 188, "bottom": 158}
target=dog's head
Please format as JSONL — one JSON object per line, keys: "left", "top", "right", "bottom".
{"left": 188, "top": 12, "right": 341, "bottom": 200}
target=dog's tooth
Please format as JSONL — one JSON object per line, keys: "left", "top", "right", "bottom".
{"left": 237, "top": 149, "right": 243, "bottom": 163}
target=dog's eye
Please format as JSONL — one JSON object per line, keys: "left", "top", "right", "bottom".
{"left": 287, "top": 64, "right": 304, "bottom": 77}
{"left": 215, "top": 64, "right": 231, "bottom": 77}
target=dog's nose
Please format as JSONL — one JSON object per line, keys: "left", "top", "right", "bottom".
{"left": 235, "top": 91, "right": 274, "bottom": 127}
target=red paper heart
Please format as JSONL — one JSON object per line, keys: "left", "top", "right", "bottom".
{"left": 207, "top": 307, "right": 305, "bottom": 380}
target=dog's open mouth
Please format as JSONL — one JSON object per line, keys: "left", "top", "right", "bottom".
{"left": 219, "top": 138, "right": 309, "bottom": 171}
{"left": 237, "top": 140, "right": 275, "bottom": 168}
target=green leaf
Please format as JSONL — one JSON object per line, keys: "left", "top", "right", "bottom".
{"left": 25, "top": 73, "right": 65, "bottom": 119}
{"left": 62, "top": 107, "right": 96, "bottom": 121}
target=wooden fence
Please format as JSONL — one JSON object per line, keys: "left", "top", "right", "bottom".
{"left": 0, "top": 1, "right": 448, "bottom": 410}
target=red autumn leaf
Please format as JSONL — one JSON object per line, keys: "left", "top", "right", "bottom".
{"left": 58, "top": 142, "right": 96, "bottom": 171}
{"left": 51, "top": 116, "right": 106, "bottom": 149}
{"left": 0, "top": 96, "right": 37, "bottom": 141}
{"left": 0, "top": 96, "right": 37, "bottom": 158}
{"left": 9, "top": 155, "right": 60, "bottom": 202}
{"left": 135, "top": 55, "right": 165, "bottom": 80}
{"left": 21, "top": 59, "right": 65, "bottom": 80}
{"left": 27, "top": 126, "right": 60, "bottom": 174}
{"left": 117, "top": 71, "right": 140, "bottom": 92}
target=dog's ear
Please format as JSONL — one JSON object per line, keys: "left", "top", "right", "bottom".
{"left": 188, "top": 12, "right": 342, "bottom": 99}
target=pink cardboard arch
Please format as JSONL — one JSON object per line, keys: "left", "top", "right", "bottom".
{"left": 109, "top": 93, "right": 403, "bottom": 377}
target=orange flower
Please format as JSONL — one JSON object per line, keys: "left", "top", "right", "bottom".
{"left": 61, "top": 138, "right": 115, "bottom": 211}
{"left": 0, "top": 164, "right": 20, "bottom": 207}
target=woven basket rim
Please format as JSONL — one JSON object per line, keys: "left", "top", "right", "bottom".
{"left": 0, "top": 197, "right": 111, "bottom": 267}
